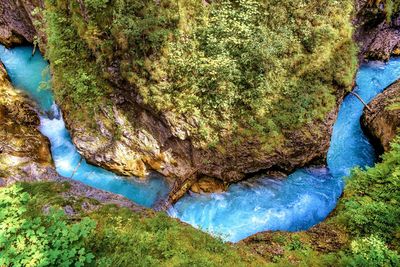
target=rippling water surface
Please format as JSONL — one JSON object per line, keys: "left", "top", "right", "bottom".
{"left": 2, "top": 45, "right": 400, "bottom": 241}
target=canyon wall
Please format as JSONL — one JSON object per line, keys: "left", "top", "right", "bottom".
{"left": 0, "top": 0, "right": 399, "bottom": 206}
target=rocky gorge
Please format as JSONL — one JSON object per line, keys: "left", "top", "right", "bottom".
{"left": 0, "top": 0, "right": 352, "bottom": 202}
{"left": 0, "top": 0, "right": 400, "bottom": 265}
{"left": 0, "top": 0, "right": 399, "bottom": 204}
{"left": 0, "top": 0, "right": 398, "bottom": 202}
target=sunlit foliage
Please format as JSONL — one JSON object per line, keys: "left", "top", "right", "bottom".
{"left": 0, "top": 184, "right": 95, "bottom": 266}
{"left": 43, "top": 0, "right": 357, "bottom": 148}
{"left": 0, "top": 182, "right": 263, "bottom": 266}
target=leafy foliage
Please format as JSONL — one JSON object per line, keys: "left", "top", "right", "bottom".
{"left": 337, "top": 137, "right": 400, "bottom": 248}
{"left": 341, "top": 235, "right": 400, "bottom": 266}
{"left": 43, "top": 0, "right": 357, "bottom": 148}
{"left": 0, "top": 182, "right": 263, "bottom": 266}
{"left": 0, "top": 184, "right": 95, "bottom": 266}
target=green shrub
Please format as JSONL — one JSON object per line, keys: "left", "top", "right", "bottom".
{"left": 341, "top": 235, "right": 400, "bottom": 267}
{"left": 0, "top": 184, "right": 96, "bottom": 266}
{"left": 43, "top": 0, "right": 357, "bottom": 149}
{"left": 337, "top": 138, "right": 400, "bottom": 246}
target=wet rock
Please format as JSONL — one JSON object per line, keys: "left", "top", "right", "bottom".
{"left": 361, "top": 79, "right": 400, "bottom": 153}
{"left": 190, "top": 176, "right": 228, "bottom": 194}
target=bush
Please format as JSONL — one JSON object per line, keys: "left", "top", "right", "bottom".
{"left": 43, "top": 0, "right": 357, "bottom": 148}
{"left": 341, "top": 235, "right": 400, "bottom": 267}
{"left": 0, "top": 185, "right": 96, "bottom": 266}
{"left": 337, "top": 138, "right": 400, "bottom": 246}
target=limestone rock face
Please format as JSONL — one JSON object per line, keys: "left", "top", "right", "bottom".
{"left": 0, "top": 61, "right": 55, "bottom": 182}
{"left": 0, "top": 0, "right": 46, "bottom": 52}
{"left": 63, "top": 102, "right": 180, "bottom": 179}
{"left": 361, "top": 80, "right": 400, "bottom": 152}
{"left": 355, "top": 0, "right": 400, "bottom": 61}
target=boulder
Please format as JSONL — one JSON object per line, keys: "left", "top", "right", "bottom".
{"left": 361, "top": 80, "right": 400, "bottom": 153}
{"left": 190, "top": 176, "right": 228, "bottom": 194}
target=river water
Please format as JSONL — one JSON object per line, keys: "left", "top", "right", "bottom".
{"left": 2, "top": 45, "right": 400, "bottom": 242}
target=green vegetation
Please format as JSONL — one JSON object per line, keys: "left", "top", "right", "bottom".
{"left": 365, "top": 0, "right": 400, "bottom": 23}
{"left": 43, "top": 0, "right": 357, "bottom": 148}
{"left": 0, "top": 182, "right": 263, "bottom": 266}
{"left": 0, "top": 184, "right": 95, "bottom": 266}
{"left": 336, "top": 137, "right": 400, "bottom": 250}
{"left": 244, "top": 137, "right": 400, "bottom": 266}
{"left": 44, "top": 0, "right": 110, "bottom": 121}
{"left": 2, "top": 136, "right": 399, "bottom": 266}
{"left": 384, "top": 0, "right": 400, "bottom": 22}
{"left": 335, "top": 136, "right": 400, "bottom": 266}
{"left": 343, "top": 235, "right": 399, "bottom": 266}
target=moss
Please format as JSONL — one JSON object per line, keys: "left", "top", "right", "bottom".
{"left": 43, "top": 0, "right": 357, "bottom": 151}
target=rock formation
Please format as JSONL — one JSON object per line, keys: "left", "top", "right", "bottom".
{"left": 362, "top": 80, "right": 400, "bottom": 153}
{"left": 355, "top": 0, "right": 400, "bottom": 61}
{"left": 1, "top": 0, "right": 399, "bottom": 207}
{"left": 0, "top": 60, "right": 55, "bottom": 183}
{"left": 0, "top": 0, "right": 46, "bottom": 51}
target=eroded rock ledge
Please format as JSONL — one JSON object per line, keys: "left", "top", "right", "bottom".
{"left": 0, "top": 0, "right": 46, "bottom": 52}
{"left": 361, "top": 79, "right": 400, "bottom": 153}
{"left": 0, "top": 61, "right": 54, "bottom": 183}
